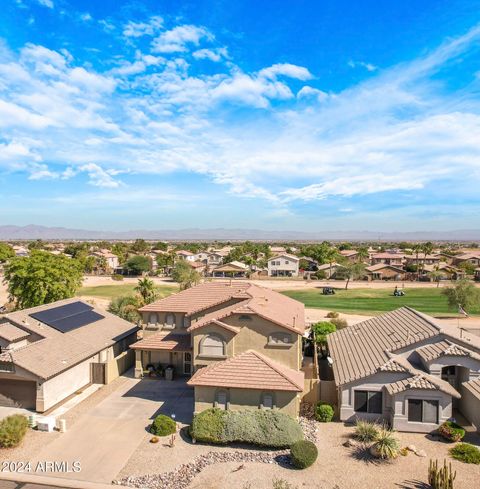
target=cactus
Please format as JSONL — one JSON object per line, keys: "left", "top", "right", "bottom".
{"left": 428, "top": 459, "right": 456, "bottom": 489}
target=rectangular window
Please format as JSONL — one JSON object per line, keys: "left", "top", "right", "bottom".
{"left": 408, "top": 399, "right": 438, "bottom": 423}
{"left": 354, "top": 390, "right": 382, "bottom": 414}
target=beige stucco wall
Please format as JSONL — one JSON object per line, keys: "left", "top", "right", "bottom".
{"left": 194, "top": 386, "right": 299, "bottom": 418}
{"left": 191, "top": 314, "right": 301, "bottom": 371}
{"left": 389, "top": 388, "right": 452, "bottom": 433}
{"left": 105, "top": 349, "right": 135, "bottom": 384}
{"left": 37, "top": 356, "right": 94, "bottom": 412}
{"left": 459, "top": 385, "right": 480, "bottom": 431}
{"left": 268, "top": 257, "right": 299, "bottom": 276}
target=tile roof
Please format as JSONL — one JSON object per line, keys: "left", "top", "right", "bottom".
{"left": 462, "top": 378, "right": 480, "bottom": 400}
{"left": 130, "top": 332, "right": 192, "bottom": 351}
{"left": 3, "top": 298, "right": 138, "bottom": 380}
{"left": 0, "top": 322, "right": 30, "bottom": 342}
{"left": 187, "top": 350, "right": 304, "bottom": 392}
{"left": 142, "top": 282, "right": 305, "bottom": 334}
{"left": 378, "top": 358, "right": 409, "bottom": 373}
{"left": 267, "top": 253, "right": 299, "bottom": 262}
{"left": 371, "top": 253, "right": 405, "bottom": 259}
{"left": 416, "top": 340, "right": 480, "bottom": 363}
{"left": 212, "top": 261, "right": 248, "bottom": 272}
{"left": 385, "top": 375, "right": 439, "bottom": 395}
{"left": 139, "top": 282, "right": 251, "bottom": 314}
{"left": 327, "top": 307, "right": 440, "bottom": 386}
{"left": 366, "top": 263, "right": 405, "bottom": 272}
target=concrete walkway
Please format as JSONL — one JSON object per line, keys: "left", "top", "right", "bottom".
{"left": 31, "top": 377, "right": 193, "bottom": 484}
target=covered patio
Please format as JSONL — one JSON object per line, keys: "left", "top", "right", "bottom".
{"left": 131, "top": 332, "right": 193, "bottom": 379}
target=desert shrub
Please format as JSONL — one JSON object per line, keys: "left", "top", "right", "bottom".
{"left": 290, "top": 440, "right": 318, "bottom": 469}
{"left": 330, "top": 318, "right": 348, "bottom": 329}
{"left": 150, "top": 414, "right": 176, "bottom": 436}
{"left": 272, "top": 479, "right": 298, "bottom": 489}
{"left": 371, "top": 428, "right": 400, "bottom": 459}
{"left": 354, "top": 419, "right": 380, "bottom": 442}
{"left": 315, "top": 403, "right": 334, "bottom": 422}
{"left": 314, "top": 270, "right": 326, "bottom": 279}
{"left": 439, "top": 421, "right": 465, "bottom": 442}
{"left": 326, "top": 311, "right": 339, "bottom": 319}
{"left": 0, "top": 415, "right": 29, "bottom": 448}
{"left": 190, "top": 408, "right": 228, "bottom": 443}
{"left": 111, "top": 274, "right": 124, "bottom": 281}
{"left": 190, "top": 408, "right": 303, "bottom": 448}
{"left": 449, "top": 443, "right": 480, "bottom": 464}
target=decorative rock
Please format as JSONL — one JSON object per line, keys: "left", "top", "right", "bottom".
{"left": 343, "top": 439, "right": 356, "bottom": 447}
{"left": 415, "top": 449, "right": 427, "bottom": 457}
{"left": 407, "top": 444, "right": 417, "bottom": 452}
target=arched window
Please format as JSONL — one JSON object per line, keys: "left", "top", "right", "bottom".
{"left": 262, "top": 392, "right": 274, "bottom": 409}
{"left": 165, "top": 313, "right": 175, "bottom": 328}
{"left": 269, "top": 332, "right": 292, "bottom": 345}
{"left": 200, "top": 334, "right": 225, "bottom": 357}
{"left": 148, "top": 313, "right": 157, "bottom": 325}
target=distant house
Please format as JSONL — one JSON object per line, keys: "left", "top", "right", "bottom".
{"left": 0, "top": 299, "right": 137, "bottom": 412}
{"left": 12, "top": 245, "right": 29, "bottom": 257}
{"left": 328, "top": 307, "right": 480, "bottom": 433}
{"left": 370, "top": 253, "right": 405, "bottom": 266}
{"left": 175, "top": 250, "right": 197, "bottom": 262}
{"left": 298, "top": 256, "right": 318, "bottom": 272}
{"left": 366, "top": 263, "right": 406, "bottom": 281}
{"left": 196, "top": 251, "right": 224, "bottom": 266}
{"left": 339, "top": 250, "right": 359, "bottom": 262}
{"left": 404, "top": 255, "right": 441, "bottom": 267}
{"left": 475, "top": 268, "right": 480, "bottom": 282}
{"left": 92, "top": 249, "right": 119, "bottom": 270}
{"left": 267, "top": 254, "right": 300, "bottom": 277}
{"left": 452, "top": 252, "right": 480, "bottom": 267}
{"left": 211, "top": 261, "right": 248, "bottom": 278}
{"left": 270, "top": 246, "right": 287, "bottom": 254}
{"left": 316, "top": 262, "right": 347, "bottom": 279}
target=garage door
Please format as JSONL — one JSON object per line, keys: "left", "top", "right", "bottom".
{"left": 0, "top": 379, "right": 36, "bottom": 409}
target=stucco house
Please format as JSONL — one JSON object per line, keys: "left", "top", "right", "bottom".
{"left": 211, "top": 261, "right": 249, "bottom": 278}
{"left": 370, "top": 253, "right": 405, "bottom": 266}
{"left": 327, "top": 307, "right": 480, "bottom": 433}
{"left": 0, "top": 299, "right": 138, "bottom": 412}
{"left": 366, "top": 263, "right": 406, "bottom": 281}
{"left": 267, "top": 253, "right": 300, "bottom": 277}
{"left": 91, "top": 249, "right": 120, "bottom": 271}
{"left": 131, "top": 282, "right": 305, "bottom": 417}
{"left": 452, "top": 252, "right": 480, "bottom": 267}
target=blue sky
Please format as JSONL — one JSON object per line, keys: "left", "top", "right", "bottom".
{"left": 1, "top": 0, "right": 480, "bottom": 232}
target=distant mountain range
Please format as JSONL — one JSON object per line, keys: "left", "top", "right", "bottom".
{"left": 0, "top": 224, "right": 479, "bottom": 242}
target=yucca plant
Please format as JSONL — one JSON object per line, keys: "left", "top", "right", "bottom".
{"left": 370, "top": 428, "right": 400, "bottom": 460}
{"left": 354, "top": 419, "right": 380, "bottom": 443}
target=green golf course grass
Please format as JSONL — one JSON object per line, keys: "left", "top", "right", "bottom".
{"left": 77, "top": 284, "right": 177, "bottom": 300}
{"left": 282, "top": 287, "right": 480, "bottom": 316}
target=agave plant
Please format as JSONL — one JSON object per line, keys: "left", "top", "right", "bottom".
{"left": 354, "top": 419, "right": 380, "bottom": 443}
{"left": 371, "top": 428, "right": 400, "bottom": 460}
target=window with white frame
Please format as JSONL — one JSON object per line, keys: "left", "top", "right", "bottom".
{"left": 200, "top": 334, "right": 225, "bottom": 357}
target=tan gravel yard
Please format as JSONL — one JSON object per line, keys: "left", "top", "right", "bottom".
{"left": 117, "top": 422, "right": 480, "bottom": 489}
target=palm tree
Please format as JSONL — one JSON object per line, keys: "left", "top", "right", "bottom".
{"left": 134, "top": 277, "right": 157, "bottom": 304}
{"left": 412, "top": 243, "right": 423, "bottom": 282}
{"left": 324, "top": 247, "right": 339, "bottom": 280}
{"left": 356, "top": 246, "right": 369, "bottom": 263}
{"left": 421, "top": 241, "right": 434, "bottom": 277}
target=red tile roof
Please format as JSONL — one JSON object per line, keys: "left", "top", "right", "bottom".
{"left": 188, "top": 350, "right": 304, "bottom": 392}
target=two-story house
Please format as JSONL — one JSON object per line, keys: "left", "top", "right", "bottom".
{"left": 370, "top": 253, "right": 405, "bottom": 266}
{"left": 131, "top": 282, "right": 305, "bottom": 417}
{"left": 267, "top": 254, "right": 300, "bottom": 277}
{"left": 328, "top": 307, "right": 480, "bottom": 433}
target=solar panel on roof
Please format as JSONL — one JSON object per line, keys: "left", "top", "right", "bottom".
{"left": 30, "top": 301, "right": 104, "bottom": 333}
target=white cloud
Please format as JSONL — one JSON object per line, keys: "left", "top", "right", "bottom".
{"left": 80, "top": 13, "right": 92, "bottom": 22}
{"left": 348, "top": 60, "right": 377, "bottom": 72}
{"left": 297, "top": 86, "right": 328, "bottom": 102}
{"left": 80, "top": 163, "right": 122, "bottom": 188}
{"left": 151, "top": 25, "right": 213, "bottom": 53}
{"left": 192, "top": 48, "right": 228, "bottom": 62}
{"left": 258, "top": 63, "right": 313, "bottom": 80}
{"left": 123, "top": 16, "right": 163, "bottom": 38}
{"left": 37, "top": 0, "right": 54, "bottom": 8}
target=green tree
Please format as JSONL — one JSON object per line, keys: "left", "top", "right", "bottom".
{"left": 27, "top": 239, "right": 45, "bottom": 251}
{"left": 356, "top": 246, "right": 369, "bottom": 263}
{"left": 153, "top": 241, "right": 168, "bottom": 251}
{"left": 130, "top": 239, "right": 150, "bottom": 254}
{"left": 124, "top": 255, "right": 152, "bottom": 275}
{"left": 171, "top": 261, "right": 201, "bottom": 290}
{"left": 108, "top": 295, "right": 141, "bottom": 323}
{"left": 412, "top": 243, "right": 423, "bottom": 281}
{"left": 4, "top": 251, "right": 83, "bottom": 308}
{"left": 421, "top": 241, "right": 434, "bottom": 275}
{"left": 458, "top": 261, "right": 476, "bottom": 276}
{"left": 428, "top": 268, "right": 444, "bottom": 288}
{"left": 311, "top": 321, "right": 336, "bottom": 357}
{"left": 344, "top": 262, "right": 366, "bottom": 290}
{"left": 134, "top": 277, "right": 157, "bottom": 304}
{"left": 0, "top": 243, "right": 14, "bottom": 263}
{"left": 442, "top": 279, "right": 480, "bottom": 314}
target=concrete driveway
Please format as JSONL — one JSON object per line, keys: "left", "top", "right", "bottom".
{"left": 31, "top": 376, "right": 193, "bottom": 484}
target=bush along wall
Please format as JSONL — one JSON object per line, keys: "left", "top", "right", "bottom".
{"left": 190, "top": 408, "right": 304, "bottom": 448}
